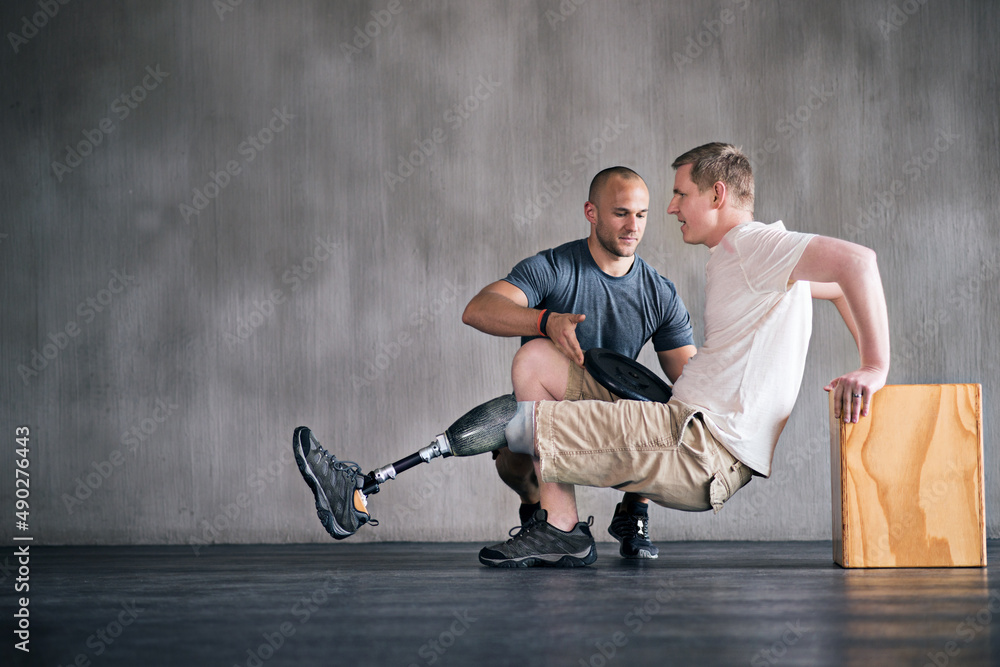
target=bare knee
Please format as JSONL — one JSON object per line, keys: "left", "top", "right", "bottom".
{"left": 511, "top": 338, "right": 571, "bottom": 401}
{"left": 511, "top": 338, "right": 556, "bottom": 378}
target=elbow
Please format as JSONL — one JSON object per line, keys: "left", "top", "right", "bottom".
{"left": 461, "top": 302, "right": 479, "bottom": 328}
{"left": 843, "top": 244, "right": 878, "bottom": 278}
{"left": 859, "top": 247, "right": 881, "bottom": 283}
{"left": 860, "top": 246, "right": 878, "bottom": 269}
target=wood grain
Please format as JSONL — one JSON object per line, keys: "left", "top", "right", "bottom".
{"left": 831, "top": 385, "right": 986, "bottom": 568}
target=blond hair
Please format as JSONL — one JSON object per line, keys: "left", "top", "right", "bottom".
{"left": 671, "top": 143, "right": 754, "bottom": 212}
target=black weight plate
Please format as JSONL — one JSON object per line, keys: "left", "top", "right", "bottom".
{"left": 583, "top": 348, "right": 673, "bottom": 403}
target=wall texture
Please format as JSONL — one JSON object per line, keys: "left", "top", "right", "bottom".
{"left": 2, "top": 0, "right": 997, "bottom": 546}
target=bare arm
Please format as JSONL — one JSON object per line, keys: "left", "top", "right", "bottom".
{"left": 810, "top": 281, "right": 859, "bottom": 347}
{"left": 790, "top": 236, "right": 890, "bottom": 422}
{"left": 462, "top": 280, "right": 533, "bottom": 336}
{"left": 656, "top": 345, "right": 697, "bottom": 384}
{"left": 462, "top": 280, "right": 587, "bottom": 366}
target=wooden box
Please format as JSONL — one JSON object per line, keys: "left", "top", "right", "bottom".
{"left": 830, "top": 384, "right": 986, "bottom": 568}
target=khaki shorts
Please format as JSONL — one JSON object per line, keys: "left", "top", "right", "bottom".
{"left": 494, "top": 363, "right": 617, "bottom": 461}
{"left": 535, "top": 365, "right": 752, "bottom": 513}
{"left": 565, "top": 360, "right": 620, "bottom": 402}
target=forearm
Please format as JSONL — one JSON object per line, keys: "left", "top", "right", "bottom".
{"left": 831, "top": 293, "right": 860, "bottom": 348}
{"left": 795, "top": 238, "right": 890, "bottom": 375}
{"left": 462, "top": 292, "right": 543, "bottom": 337}
{"left": 838, "top": 251, "right": 890, "bottom": 374}
{"left": 657, "top": 345, "right": 697, "bottom": 384}
{"left": 793, "top": 236, "right": 890, "bottom": 420}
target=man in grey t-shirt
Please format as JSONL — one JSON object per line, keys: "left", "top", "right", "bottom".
{"left": 462, "top": 167, "right": 697, "bottom": 559}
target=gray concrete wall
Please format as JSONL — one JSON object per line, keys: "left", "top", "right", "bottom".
{"left": 2, "top": 0, "right": 997, "bottom": 546}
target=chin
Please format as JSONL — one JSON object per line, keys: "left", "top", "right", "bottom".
{"left": 608, "top": 243, "right": 635, "bottom": 257}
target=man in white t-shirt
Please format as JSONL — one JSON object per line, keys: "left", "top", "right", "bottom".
{"left": 472, "top": 141, "right": 890, "bottom": 566}
{"left": 293, "top": 142, "right": 891, "bottom": 568}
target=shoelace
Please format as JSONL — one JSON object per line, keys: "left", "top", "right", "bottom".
{"left": 505, "top": 519, "right": 538, "bottom": 542}
{"left": 330, "top": 458, "right": 362, "bottom": 478}
{"left": 315, "top": 444, "right": 361, "bottom": 479}
{"left": 635, "top": 515, "right": 649, "bottom": 540}
{"left": 615, "top": 510, "right": 648, "bottom": 540}
{"left": 504, "top": 515, "right": 594, "bottom": 542}
{"left": 315, "top": 447, "right": 379, "bottom": 526}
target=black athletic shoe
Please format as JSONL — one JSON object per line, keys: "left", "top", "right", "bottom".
{"left": 479, "top": 509, "right": 597, "bottom": 568}
{"left": 519, "top": 501, "right": 541, "bottom": 526}
{"left": 292, "top": 426, "right": 373, "bottom": 540}
{"left": 608, "top": 494, "right": 658, "bottom": 559}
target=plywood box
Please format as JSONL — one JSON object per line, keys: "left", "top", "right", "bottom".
{"left": 830, "top": 384, "right": 986, "bottom": 568}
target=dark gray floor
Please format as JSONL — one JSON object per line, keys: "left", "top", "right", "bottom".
{"left": 4, "top": 541, "right": 998, "bottom": 666}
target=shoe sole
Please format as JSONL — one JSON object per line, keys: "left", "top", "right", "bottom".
{"left": 292, "top": 426, "right": 354, "bottom": 539}
{"left": 608, "top": 526, "right": 659, "bottom": 559}
{"left": 621, "top": 547, "right": 658, "bottom": 560}
{"left": 479, "top": 544, "right": 597, "bottom": 568}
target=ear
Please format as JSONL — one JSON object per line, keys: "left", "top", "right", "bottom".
{"left": 711, "top": 181, "right": 727, "bottom": 209}
{"left": 584, "top": 200, "right": 598, "bottom": 226}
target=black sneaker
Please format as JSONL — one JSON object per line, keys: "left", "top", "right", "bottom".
{"left": 607, "top": 494, "right": 658, "bottom": 559}
{"left": 479, "top": 509, "right": 597, "bottom": 568}
{"left": 292, "top": 426, "right": 373, "bottom": 540}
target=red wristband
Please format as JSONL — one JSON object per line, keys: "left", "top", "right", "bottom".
{"left": 536, "top": 309, "right": 548, "bottom": 337}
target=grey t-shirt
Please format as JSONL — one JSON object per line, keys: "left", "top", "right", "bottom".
{"left": 503, "top": 239, "right": 694, "bottom": 358}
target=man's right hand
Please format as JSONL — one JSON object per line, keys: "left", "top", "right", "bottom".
{"left": 544, "top": 312, "right": 586, "bottom": 367}
{"left": 463, "top": 281, "right": 588, "bottom": 366}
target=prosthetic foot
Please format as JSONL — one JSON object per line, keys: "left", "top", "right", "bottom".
{"left": 361, "top": 393, "right": 517, "bottom": 495}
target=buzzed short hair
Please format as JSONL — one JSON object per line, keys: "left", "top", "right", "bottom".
{"left": 588, "top": 166, "right": 645, "bottom": 205}
{"left": 671, "top": 143, "right": 754, "bottom": 212}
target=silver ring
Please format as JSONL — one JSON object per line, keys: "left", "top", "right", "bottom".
{"left": 852, "top": 393, "right": 863, "bottom": 398}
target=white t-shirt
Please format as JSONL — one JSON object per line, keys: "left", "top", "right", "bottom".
{"left": 672, "top": 221, "right": 815, "bottom": 477}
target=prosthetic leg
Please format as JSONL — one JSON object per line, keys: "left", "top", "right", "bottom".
{"left": 360, "top": 394, "right": 517, "bottom": 495}
{"left": 358, "top": 349, "right": 669, "bottom": 495}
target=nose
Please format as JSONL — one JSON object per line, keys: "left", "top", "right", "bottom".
{"left": 667, "top": 196, "right": 679, "bottom": 215}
